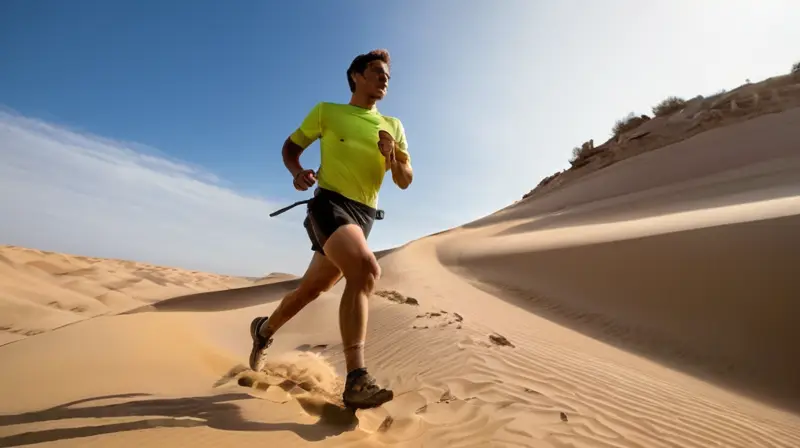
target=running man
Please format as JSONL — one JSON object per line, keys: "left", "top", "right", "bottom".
{"left": 248, "top": 49, "right": 413, "bottom": 409}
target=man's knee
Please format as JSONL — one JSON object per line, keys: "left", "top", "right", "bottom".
{"left": 343, "top": 254, "right": 380, "bottom": 291}
{"left": 323, "top": 223, "right": 380, "bottom": 291}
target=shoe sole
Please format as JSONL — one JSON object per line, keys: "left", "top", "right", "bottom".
{"left": 343, "top": 389, "right": 394, "bottom": 410}
{"left": 249, "top": 316, "right": 268, "bottom": 371}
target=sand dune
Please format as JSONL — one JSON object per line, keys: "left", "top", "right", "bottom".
{"left": 0, "top": 246, "right": 254, "bottom": 345}
{"left": 3, "top": 81, "right": 800, "bottom": 446}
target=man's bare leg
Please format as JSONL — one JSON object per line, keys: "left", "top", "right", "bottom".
{"left": 322, "top": 224, "right": 392, "bottom": 408}
{"left": 322, "top": 224, "right": 379, "bottom": 371}
{"left": 249, "top": 252, "right": 341, "bottom": 370}
{"left": 261, "top": 252, "right": 342, "bottom": 336}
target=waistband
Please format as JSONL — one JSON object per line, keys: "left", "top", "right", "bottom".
{"left": 269, "top": 188, "right": 384, "bottom": 220}
{"left": 313, "top": 187, "right": 378, "bottom": 215}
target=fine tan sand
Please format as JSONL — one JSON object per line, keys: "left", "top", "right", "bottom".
{"left": 2, "top": 75, "right": 800, "bottom": 447}
{"left": 0, "top": 246, "right": 256, "bottom": 346}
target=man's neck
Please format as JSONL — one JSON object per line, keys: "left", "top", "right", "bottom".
{"left": 349, "top": 93, "right": 377, "bottom": 110}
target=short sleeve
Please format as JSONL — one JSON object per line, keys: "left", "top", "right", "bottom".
{"left": 289, "top": 102, "right": 323, "bottom": 149}
{"left": 392, "top": 118, "right": 410, "bottom": 163}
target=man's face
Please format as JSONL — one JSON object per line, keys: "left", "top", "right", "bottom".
{"left": 355, "top": 60, "right": 390, "bottom": 100}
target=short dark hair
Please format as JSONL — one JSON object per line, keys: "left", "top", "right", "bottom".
{"left": 346, "top": 49, "right": 391, "bottom": 92}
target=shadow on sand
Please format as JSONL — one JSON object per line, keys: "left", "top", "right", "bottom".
{"left": 496, "top": 174, "right": 799, "bottom": 237}
{"left": 454, "top": 214, "right": 800, "bottom": 415}
{"left": 126, "top": 278, "right": 304, "bottom": 313}
{"left": 0, "top": 392, "right": 358, "bottom": 447}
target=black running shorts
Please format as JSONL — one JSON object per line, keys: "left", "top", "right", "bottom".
{"left": 303, "top": 188, "right": 377, "bottom": 255}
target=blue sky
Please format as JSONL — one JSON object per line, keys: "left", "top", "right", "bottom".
{"left": 1, "top": 0, "right": 799, "bottom": 276}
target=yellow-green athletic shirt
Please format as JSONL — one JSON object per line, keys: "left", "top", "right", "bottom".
{"left": 289, "top": 102, "right": 410, "bottom": 209}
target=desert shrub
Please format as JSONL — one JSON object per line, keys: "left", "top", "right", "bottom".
{"left": 792, "top": 61, "right": 800, "bottom": 74}
{"left": 651, "top": 96, "right": 687, "bottom": 117}
{"left": 612, "top": 112, "right": 649, "bottom": 137}
{"left": 569, "top": 146, "right": 582, "bottom": 162}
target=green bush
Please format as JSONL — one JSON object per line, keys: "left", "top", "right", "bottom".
{"left": 612, "top": 112, "right": 649, "bottom": 137}
{"left": 651, "top": 96, "right": 687, "bottom": 117}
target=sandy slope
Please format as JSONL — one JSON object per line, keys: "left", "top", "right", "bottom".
{"left": 2, "top": 106, "right": 800, "bottom": 446}
{"left": 0, "top": 246, "right": 254, "bottom": 345}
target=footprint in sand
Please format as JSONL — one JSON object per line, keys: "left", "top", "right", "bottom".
{"left": 215, "top": 356, "right": 409, "bottom": 435}
{"left": 374, "top": 289, "right": 465, "bottom": 330}
{"left": 412, "top": 310, "right": 464, "bottom": 330}
{"left": 215, "top": 365, "right": 336, "bottom": 406}
{"left": 213, "top": 360, "right": 409, "bottom": 434}
{"left": 374, "top": 289, "right": 419, "bottom": 306}
{"left": 213, "top": 352, "right": 346, "bottom": 406}
{"left": 488, "top": 333, "right": 515, "bottom": 348}
{"left": 213, "top": 364, "right": 360, "bottom": 429}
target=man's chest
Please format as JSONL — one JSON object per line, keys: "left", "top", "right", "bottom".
{"left": 321, "top": 112, "right": 394, "bottom": 154}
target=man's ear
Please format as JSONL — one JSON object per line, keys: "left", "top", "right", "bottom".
{"left": 350, "top": 71, "right": 361, "bottom": 87}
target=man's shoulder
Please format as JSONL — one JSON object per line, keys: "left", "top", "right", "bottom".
{"left": 380, "top": 114, "right": 405, "bottom": 136}
{"left": 317, "top": 101, "right": 348, "bottom": 110}
{"left": 314, "top": 101, "right": 354, "bottom": 118}
{"left": 379, "top": 112, "right": 404, "bottom": 127}
{"left": 303, "top": 101, "right": 341, "bottom": 112}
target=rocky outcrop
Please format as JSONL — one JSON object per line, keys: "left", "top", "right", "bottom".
{"left": 569, "top": 139, "right": 601, "bottom": 168}
{"left": 522, "top": 71, "right": 800, "bottom": 201}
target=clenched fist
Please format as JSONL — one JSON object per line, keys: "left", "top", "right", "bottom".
{"left": 292, "top": 169, "right": 316, "bottom": 191}
{"left": 378, "top": 130, "right": 396, "bottom": 169}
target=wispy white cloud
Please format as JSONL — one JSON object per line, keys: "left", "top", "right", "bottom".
{"left": 0, "top": 109, "right": 311, "bottom": 277}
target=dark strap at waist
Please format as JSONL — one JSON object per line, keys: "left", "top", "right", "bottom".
{"left": 269, "top": 193, "right": 384, "bottom": 220}
{"left": 268, "top": 199, "right": 311, "bottom": 217}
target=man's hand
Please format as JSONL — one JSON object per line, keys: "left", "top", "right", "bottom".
{"left": 292, "top": 169, "right": 317, "bottom": 191}
{"left": 378, "top": 130, "right": 396, "bottom": 169}
{"left": 377, "top": 131, "right": 413, "bottom": 189}
{"left": 282, "top": 137, "right": 316, "bottom": 191}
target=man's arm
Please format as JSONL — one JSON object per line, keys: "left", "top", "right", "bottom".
{"left": 283, "top": 136, "right": 317, "bottom": 190}
{"left": 390, "top": 151, "right": 413, "bottom": 189}
{"left": 283, "top": 102, "right": 323, "bottom": 190}
{"left": 282, "top": 137, "right": 306, "bottom": 178}
{"left": 389, "top": 118, "right": 413, "bottom": 189}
